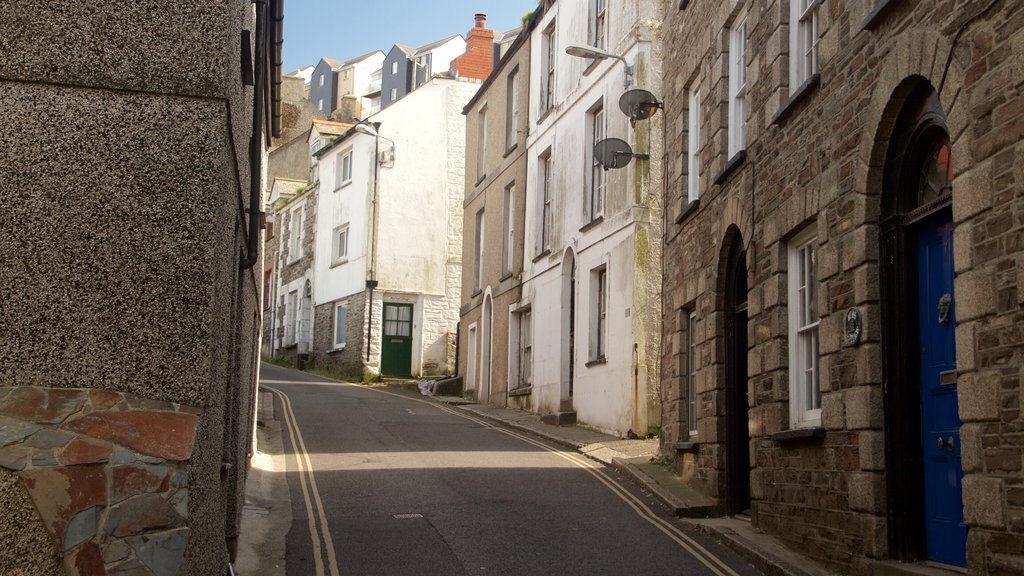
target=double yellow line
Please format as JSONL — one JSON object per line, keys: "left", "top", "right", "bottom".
{"left": 263, "top": 379, "right": 739, "bottom": 576}
{"left": 264, "top": 384, "right": 341, "bottom": 576}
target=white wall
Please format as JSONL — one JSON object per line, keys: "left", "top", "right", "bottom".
{"left": 521, "top": 0, "right": 662, "bottom": 435}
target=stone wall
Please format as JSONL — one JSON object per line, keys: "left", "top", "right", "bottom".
{"left": 311, "top": 292, "right": 369, "bottom": 376}
{"left": 660, "top": 0, "right": 1024, "bottom": 573}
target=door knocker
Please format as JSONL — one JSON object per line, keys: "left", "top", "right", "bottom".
{"left": 937, "top": 293, "right": 952, "bottom": 324}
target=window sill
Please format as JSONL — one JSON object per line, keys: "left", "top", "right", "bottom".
{"left": 334, "top": 180, "right": 352, "bottom": 192}
{"left": 583, "top": 59, "right": 601, "bottom": 77}
{"left": 286, "top": 257, "right": 303, "bottom": 266}
{"left": 770, "top": 73, "right": 820, "bottom": 126}
{"left": 475, "top": 174, "right": 487, "bottom": 187}
{"left": 713, "top": 150, "right": 747, "bottom": 186}
{"left": 508, "top": 386, "right": 532, "bottom": 397}
{"left": 471, "top": 289, "right": 482, "bottom": 298}
{"left": 675, "top": 198, "right": 700, "bottom": 224}
{"left": 585, "top": 356, "right": 607, "bottom": 368}
{"left": 329, "top": 258, "right": 349, "bottom": 269}
{"left": 499, "top": 272, "right": 514, "bottom": 282}
{"left": 771, "top": 427, "right": 825, "bottom": 442}
{"left": 579, "top": 215, "right": 604, "bottom": 233}
{"left": 503, "top": 144, "right": 518, "bottom": 158}
{"left": 532, "top": 249, "right": 551, "bottom": 263}
{"left": 538, "top": 108, "right": 553, "bottom": 125}
{"left": 674, "top": 441, "right": 699, "bottom": 453}
{"left": 328, "top": 344, "right": 346, "bottom": 354}
{"left": 862, "top": 0, "right": 899, "bottom": 31}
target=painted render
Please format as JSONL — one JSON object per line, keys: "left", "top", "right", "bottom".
{"left": 0, "top": 0, "right": 279, "bottom": 574}
{"left": 313, "top": 78, "right": 481, "bottom": 377}
{"left": 459, "top": 11, "right": 537, "bottom": 408}
{"left": 334, "top": 50, "right": 387, "bottom": 121}
{"left": 519, "top": 0, "right": 664, "bottom": 437}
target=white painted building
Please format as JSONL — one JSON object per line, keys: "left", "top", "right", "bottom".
{"left": 519, "top": 0, "right": 664, "bottom": 436}
{"left": 312, "top": 77, "right": 480, "bottom": 377}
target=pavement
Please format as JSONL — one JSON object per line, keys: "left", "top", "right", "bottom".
{"left": 236, "top": 378, "right": 830, "bottom": 576}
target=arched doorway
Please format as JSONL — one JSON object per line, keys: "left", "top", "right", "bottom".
{"left": 559, "top": 250, "right": 576, "bottom": 412}
{"left": 480, "top": 294, "right": 493, "bottom": 403}
{"left": 879, "top": 80, "right": 964, "bottom": 566}
{"left": 723, "top": 231, "right": 750, "bottom": 516}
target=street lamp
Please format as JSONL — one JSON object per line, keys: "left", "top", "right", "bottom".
{"left": 565, "top": 43, "right": 634, "bottom": 88}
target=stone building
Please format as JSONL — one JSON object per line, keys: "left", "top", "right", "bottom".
{"left": 459, "top": 9, "right": 538, "bottom": 406}
{"left": 660, "top": 0, "right": 1024, "bottom": 574}
{"left": 0, "top": 1, "right": 280, "bottom": 574}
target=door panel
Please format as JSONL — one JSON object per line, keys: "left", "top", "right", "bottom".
{"left": 382, "top": 303, "right": 413, "bottom": 376}
{"left": 916, "top": 211, "right": 965, "bottom": 567}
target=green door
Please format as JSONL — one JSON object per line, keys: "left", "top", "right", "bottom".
{"left": 381, "top": 303, "right": 413, "bottom": 376}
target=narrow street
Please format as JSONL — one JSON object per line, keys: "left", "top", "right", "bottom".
{"left": 259, "top": 364, "right": 764, "bottom": 576}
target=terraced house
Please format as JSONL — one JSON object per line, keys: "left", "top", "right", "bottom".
{"left": 659, "top": 0, "right": 1024, "bottom": 574}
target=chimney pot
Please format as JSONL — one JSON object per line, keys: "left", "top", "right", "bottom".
{"left": 474, "top": 13, "right": 486, "bottom": 28}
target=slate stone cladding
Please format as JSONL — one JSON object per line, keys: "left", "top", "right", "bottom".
{"left": 660, "top": 1, "right": 1024, "bottom": 573}
{"left": 0, "top": 387, "right": 198, "bottom": 575}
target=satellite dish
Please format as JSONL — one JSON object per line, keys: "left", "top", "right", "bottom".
{"left": 619, "top": 89, "right": 663, "bottom": 121}
{"left": 594, "top": 138, "right": 635, "bottom": 170}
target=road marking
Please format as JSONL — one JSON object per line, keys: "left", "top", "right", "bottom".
{"left": 264, "top": 385, "right": 341, "bottom": 576}
{"left": 353, "top": 385, "right": 741, "bottom": 576}
{"left": 267, "top": 375, "right": 740, "bottom": 576}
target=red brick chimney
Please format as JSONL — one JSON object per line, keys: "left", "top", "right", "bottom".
{"left": 451, "top": 13, "right": 496, "bottom": 81}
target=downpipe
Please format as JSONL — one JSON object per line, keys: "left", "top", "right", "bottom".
{"left": 240, "top": 0, "right": 267, "bottom": 270}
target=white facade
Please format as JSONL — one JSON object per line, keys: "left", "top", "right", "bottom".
{"left": 336, "top": 51, "right": 387, "bottom": 117}
{"left": 314, "top": 78, "right": 480, "bottom": 375}
{"left": 520, "top": 0, "right": 663, "bottom": 436}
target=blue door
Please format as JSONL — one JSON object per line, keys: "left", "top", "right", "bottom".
{"left": 916, "top": 210, "right": 966, "bottom": 566}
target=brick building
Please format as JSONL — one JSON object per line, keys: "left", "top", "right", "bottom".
{"left": 660, "top": 0, "right": 1023, "bottom": 574}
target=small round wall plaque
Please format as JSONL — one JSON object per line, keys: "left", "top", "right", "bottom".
{"left": 845, "top": 307, "right": 862, "bottom": 346}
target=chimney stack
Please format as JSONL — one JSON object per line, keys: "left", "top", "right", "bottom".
{"left": 451, "top": 13, "right": 496, "bottom": 81}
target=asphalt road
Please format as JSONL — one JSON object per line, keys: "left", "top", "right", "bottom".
{"left": 260, "top": 363, "right": 763, "bottom": 576}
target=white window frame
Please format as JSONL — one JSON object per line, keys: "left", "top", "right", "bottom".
{"left": 474, "top": 208, "right": 485, "bottom": 292}
{"left": 539, "top": 149, "right": 553, "bottom": 254}
{"left": 336, "top": 149, "right": 352, "bottom": 189}
{"left": 520, "top": 310, "right": 532, "bottom": 387}
{"left": 687, "top": 311, "right": 698, "bottom": 436}
{"left": 343, "top": 69, "right": 350, "bottom": 80}
{"left": 391, "top": 61, "right": 398, "bottom": 75}
{"left": 787, "top": 227, "right": 821, "bottom": 428}
{"left": 542, "top": 22, "right": 556, "bottom": 115}
{"left": 589, "top": 266, "right": 608, "bottom": 361}
{"left": 688, "top": 87, "right": 701, "bottom": 204}
{"left": 502, "top": 183, "right": 515, "bottom": 276}
{"left": 285, "top": 290, "right": 299, "bottom": 346}
{"left": 506, "top": 69, "right": 520, "bottom": 152}
{"left": 790, "top": 0, "right": 820, "bottom": 92}
{"left": 587, "top": 102, "right": 606, "bottom": 222}
{"left": 390, "top": 87, "right": 397, "bottom": 101}
{"left": 332, "top": 224, "right": 349, "bottom": 265}
{"left": 288, "top": 205, "right": 304, "bottom": 263}
{"left": 591, "top": 0, "right": 607, "bottom": 50}
{"left": 728, "top": 18, "right": 747, "bottom": 158}
{"left": 333, "top": 304, "right": 348, "bottom": 349}
{"left": 477, "top": 105, "right": 488, "bottom": 182}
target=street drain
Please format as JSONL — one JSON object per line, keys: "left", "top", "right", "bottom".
{"left": 393, "top": 513, "right": 423, "bottom": 519}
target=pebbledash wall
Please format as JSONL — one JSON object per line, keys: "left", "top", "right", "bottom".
{"left": 661, "top": 0, "right": 1023, "bottom": 574}
{"left": 0, "top": 1, "right": 277, "bottom": 575}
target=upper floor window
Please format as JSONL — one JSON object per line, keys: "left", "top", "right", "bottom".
{"left": 687, "top": 87, "right": 701, "bottom": 204}
{"left": 477, "top": 105, "right": 488, "bottom": 183}
{"left": 787, "top": 227, "right": 820, "bottom": 428}
{"left": 343, "top": 69, "right": 350, "bottom": 80}
{"left": 391, "top": 61, "right": 398, "bottom": 75}
{"left": 586, "top": 102, "right": 606, "bottom": 221}
{"left": 538, "top": 149, "right": 553, "bottom": 254}
{"left": 728, "top": 18, "right": 747, "bottom": 157}
{"left": 336, "top": 149, "right": 352, "bottom": 189}
{"left": 332, "top": 224, "right": 349, "bottom": 264}
{"left": 541, "top": 22, "right": 556, "bottom": 116}
{"left": 505, "top": 68, "right": 520, "bottom": 152}
{"left": 288, "top": 206, "right": 304, "bottom": 263}
{"left": 790, "top": 0, "right": 820, "bottom": 91}
{"left": 590, "top": 0, "right": 607, "bottom": 50}
{"left": 319, "top": 75, "right": 324, "bottom": 87}
{"left": 473, "top": 208, "right": 485, "bottom": 292}
{"left": 502, "top": 183, "right": 515, "bottom": 276}
{"left": 390, "top": 87, "right": 397, "bottom": 101}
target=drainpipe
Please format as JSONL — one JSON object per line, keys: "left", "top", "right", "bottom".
{"left": 633, "top": 342, "right": 640, "bottom": 432}
{"left": 240, "top": 0, "right": 267, "bottom": 270}
{"left": 366, "top": 131, "right": 381, "bottom": 364}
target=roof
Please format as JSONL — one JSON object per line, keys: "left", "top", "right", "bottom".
{"left": 321, "top": 57, "right": 344, "bottom": 69}
{"left": 412, "top": 34, "right": 463, "bottom": 56}
{"left": 390, "top": 43, "right": 415, "bottom": 56}
{"left": 344, "top": 49, "right": 385, "bottom": 66}
{"left": 496, "top": 27, "right": 522, "bottom": 42}
{"left": 311, "top": 119, "right": 354, "bottom": 136}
